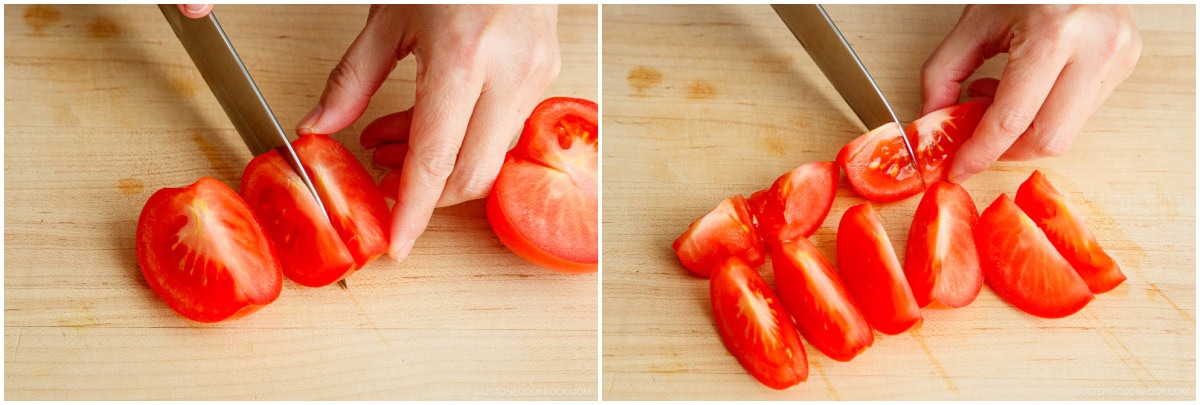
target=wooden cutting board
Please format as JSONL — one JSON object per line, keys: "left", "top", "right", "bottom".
{"left": 4, "top": 4, "right": 597, "bottom": 400}
{"left": 602, "top": 4, "right": 1195, "bottom": 400}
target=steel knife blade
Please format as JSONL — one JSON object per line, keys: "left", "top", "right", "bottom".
{"left": 159, "top": 5, "right": 328, "bottom": 219}
{"left": 772, "top": 4, "right": 922, "bottom": 180}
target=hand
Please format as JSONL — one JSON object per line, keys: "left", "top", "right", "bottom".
{"left": 177, "top": 4, "right": 213, "bottom": 18}
{"left": 921, "top": 5, "right": 1142, "bottom": 183}
{"left": 297, "top": 5, "right": 561, "bottom": 261}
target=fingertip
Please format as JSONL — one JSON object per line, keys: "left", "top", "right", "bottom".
{"left": 387, "top": 238, "right": 415, "bottom": 262}
{"left": 178, "top": 4, "right": 212, "bottom": 18}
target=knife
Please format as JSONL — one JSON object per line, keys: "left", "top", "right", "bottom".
{"left": 159, "top": 5, "right": 328, "bottom": 219}
{"left": 771, "top": 4, "right": 922, "bottom": 180}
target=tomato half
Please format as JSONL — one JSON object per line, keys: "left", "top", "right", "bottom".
{"left": 772, "top": 238, "right": 873, "bottom": 362}
{"left": 241, "top": 134, "right": 391, "bottom": 287}
{"left": 748, "top": 161, "right": 839, "bottom": 246}
{"left": 977, "top": 194, "right": 1093, "bottom": 318}
{"left": 136, "top": 177, "right": 283, "bottom": 322}
{"left": 1014, "top": 170, "right": 1126, "bottom": 294}
{"left": 838, "top": 99, "right": 989, "bottom": 202}
{"left": 904, "top": 182, "right": 984, "bottom": 308}
{"left": 836, "top": 203, "right": 922, "bottom": 334}
{"left": 487, "top": 97, "right": 598, "bottom": 273}
{"left": 711, "top": 258, "right": 808, "bottom": 390}
{"left": 672, "top": 195, "right": 766, "bottom": 277}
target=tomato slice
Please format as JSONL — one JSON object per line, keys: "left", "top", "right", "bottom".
{"left": 240, "top": 134, "right": 391, "bottom": 287}
{"left": 748, "top": 161, "right": 839, "bottom": 246}
{"left": 487, "top": 97, "right": 598, "bottom": 273}
{"left": 904, "top": 182, "right": 984, "bottom": 308}
{"left": 136, "top": 177, "right": 283, "bottom": 322}
{"left": 710, "top": 258, "right": 808, "bottom": 390}
{"left": 1014, "top": 170, "right": 1126, "bottom": 294}
{"left": 836, "top": 203, "right": 922, "bottom": 334}
{"left": 672, "top": 195, "right": 766, "bottom": 277}
{"left": 772, "top": 238, "right": 873, "bottom": 362}
{"left": 838, "top": 99, "right": 988, "bottom": 202}
{"left": 977, "top": 194, "right": 1093, "bottom": 318}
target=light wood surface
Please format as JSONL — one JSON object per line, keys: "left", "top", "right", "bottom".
{"left": 5, "top": 4, "right": 597, "bottom": 400}
{"left": 602, "top": 4, "right": 1194, "bottom": 400}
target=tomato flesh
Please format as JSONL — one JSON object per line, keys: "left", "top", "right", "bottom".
{"left": 748, "top": 161, "right": 838, "bottom": 246}
{"left": 136, "top": 177, "right": 283, "bottom": 322}
{"left": 904, "top": 182, "right": 984, "bottom": 308}
{"left": 711, "top": 258, "right": 808, "bottom": 390}
{"left": 772, "top": 238, "right": 873, "bottom": 362}
{"left": 672, "top": 195, "right": 766, "bottom": 277}
{"left": 977, "top": 194, "right": 1093, "bottom": 318}
{"left": 836, "top": 203, "right": 922, "bottom": 334}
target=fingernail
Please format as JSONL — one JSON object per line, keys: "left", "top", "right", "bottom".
{"left": 184, "top": 4, "right": 206, "bottom": 14}
{"left": 948, "top": 167, "right": 969, "bottom": 184}
{"left": 297, "top": 104, "right": 323, "bottom": 135}
{"left": 388, "top": 238, "right": 416, "bottom": 262}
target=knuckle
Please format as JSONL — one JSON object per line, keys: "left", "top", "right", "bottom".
{"left": 455, "top": 171, "right": 496, "bottom": 201}
{"left": 414, "top": 144, "right": 459, "bottom": 181}
{"left": 993, "top": 108, "right": 1038, "bottom": 139}
{"left": 328, "top": 60, "right": 383, "bottom": 99}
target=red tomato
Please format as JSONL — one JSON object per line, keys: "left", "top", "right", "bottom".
{"left": 241, "top": 134, "right": 391, "bottom": 287}
{"left": 487, "top": 97, "right": 598, "bottom": 273}
{"left": 1015, "top": 170, "right": 1126, "bottom": 293}
{"left": 836, "top": 203, "right": 922, "bottom": 334}
{"left": 748, "top": 161, "right": 839, "bottom": 246}
{"left": 977, "top": 194, "right": 1093, "bottom": 318}
{"left": 904, "top": 182, "right": 984, "bottom": 308}
{"left": 837, "top": 99, "right": 988, "bottom": 202}
{"left": 672, "top": 195, "right": 766, "bottom": 277}
{"left": 772, "top": 238, "right": 873, "bottom": 362}
{"left": 710, "top": 258, "right": 808, "bottom": 390}
{"left": 136, "top": 177, "right": 283, "bottom": 322}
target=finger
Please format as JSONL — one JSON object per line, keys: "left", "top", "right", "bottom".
{"left": 360, "top": 107, "right": 414, "bottom": 149}
{"left": 379, "top": 168, "right": 403, "bottom": 203}
{"left": 1000, "top": 57, "right": 1119, "bottom": 161}
{"left": 177, "top": 4, "right": 212, "bottom": 18}
{"left": 920, "top": 7, "right": 991, "bottom": 115}
{"left": 435, "top": 88, "right": 536, "bottom": 208}
{"left": 966, "top": 77, "right": 999, "bottom": 99}
{"left": 372, "top": 143, "right": 408, "bottom": 170}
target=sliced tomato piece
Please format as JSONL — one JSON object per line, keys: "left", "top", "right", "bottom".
{"left": 672, "top": 195, "right": 766, "bottom": 277}
{"left": 904, "top": 182, "right": 984, "bottom": 308}
{"left": 748, "top": 161, "right": 838, "bottom": 246}
{"left": 136, "top": 177, "right": 282, "bottom": 322}
{"left": 711, "top": 258, "right": 808, "bottom": 390}
{"left": 977, "top": 194, "right": 1094, "bottom": 318}
{"left": 772, "top": 238, "right": 873, "bottom": 362}
{"left": 241, "top": 134, "right": 390, "bottom": 287}
{"left": 1015, "top": 170, "right": 1126, "bottom": 293}
{"left": 836, "top": 203, "right": 922, "bottom": 334}
{"left": 487, "top": 97, "right": 598, "bottom": 273}
{"left": 838, "top": 99, "right": 988, "bottom": 202}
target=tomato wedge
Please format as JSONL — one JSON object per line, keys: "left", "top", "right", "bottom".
{"left": 1015, "top": 170, "right": 1126, "bottom": 294}
{"left": 772, "top": 238, "right": 873, "bottom": 362}
{"left": 904, "top": 182, "right": 984, "bottom": 308}
{"left": 711, "top": 258, "right": 808, "bottom": 390}
{"left": 747, "top": 161, "right": 839, "bottom": 246}
{"left": 673, "top": 195, "right": 766, "bottom": 277}
{"left": 977, "top": 194, "right": 1093, "bottom": 318}
{"left": 136, "top": 177, "right": 283, "bottom": 322}
{"left": 241, "top": 134, "right": 391, "bottom": 287}
{"left": 836, "top": 203, "right": 922, "bottom": 334}
{"left": 838, "top": 99, "right": 989, "bottom": 202}
{"left": 487, "top": 97, "right": 598, "bottom": 273}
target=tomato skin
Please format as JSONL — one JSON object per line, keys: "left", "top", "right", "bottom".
{"left": 748, "top": 161, "right": 839, "bottom": 246}
{"left": 836, "top": 203, "right": 922, "bottom": 334}
{"left": 136, "top": 177, "right": 282, "bottom": 323}
{"left": 672, "top": 195, "right": 766, "bottom": 277}
{"left": 711, "top": 258, "right": 808, "bottom": 390}
{"left": 487, "top": 97, "right": 598, "bottom": 273}
{"left": 772, "top": 238, "right": 873, "bottom": 362}
{"left": 1014, "top": 171, "right": 1126, "bottom": 293}
{"left": 977, "top": 194, "right": 1093, "bottom": 318}
{"left": 904, "top": 182, "right": 984, "bottom": 308}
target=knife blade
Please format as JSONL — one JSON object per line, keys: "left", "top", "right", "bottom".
{"left": 772, "top": 4, "right": 922, "bottom": 181}
{"left": 159, "top": 5, "right": 328, "bottom": 219}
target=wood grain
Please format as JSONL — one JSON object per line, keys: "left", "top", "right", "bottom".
{"left": 601, "top": 4, "right": 1194, "bottom": 400}
{"left": 4, "top": 4, "right": 597, "bottom": 400}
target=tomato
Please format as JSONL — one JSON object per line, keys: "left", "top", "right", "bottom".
{"left": 710, "top": 258, "right": 808, "bottom": 390}
{"left": 747, "top": 161, "right": 839, "bottom": 246}
{"left": 241, "top": 134, "right": 391, "bottom": 287}
{"left": 486, "top": 97, "right": 598, "bottom": 273}
{"left": 976, "top": 194, "right": 1093, "bottom": 318}
{"left": 837, "top": 99, "right": 989, "bottom": 202}
{"left": 772, "top": 238, "right": 873, "bottom": 362}
{"left": 672, "top": 195, "right": 766, "bottom": 277}
{"left": 904, "top": 182, "right": 984, "bottom": 308}
{"left": 836, "top": 203, "right": 922, "bottom": 334}
{"left": 1015, "top": 170, "right": 1126, "bottom": 294}
{"left": 136, "top": 177, "right": 283, "bottom": 322}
